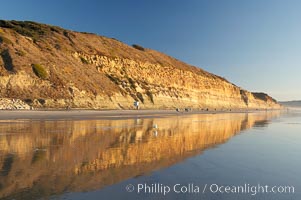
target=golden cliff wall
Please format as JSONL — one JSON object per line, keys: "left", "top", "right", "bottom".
{"left": 72, "top": 53, "right": 280, "bottom": 110}
{"left": 0, "top": 21, "right": 281, "bottom": 109}
{"left": 0, "top": 111, "right": 280, "bottom": 199}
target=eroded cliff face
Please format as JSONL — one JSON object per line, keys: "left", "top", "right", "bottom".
{"left": 0, "top": 112, "right": 281, "bottom": 199}
{"left": 0, "top": 20, "right": 280, "bottom": 109}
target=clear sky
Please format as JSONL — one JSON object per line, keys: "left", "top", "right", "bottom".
{"left": 1, "top": 0, "right": 300, "bottom": 101}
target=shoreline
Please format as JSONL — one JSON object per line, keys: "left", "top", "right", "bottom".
{"left": 0, "top": 109, "right": 283, "bottom": 120}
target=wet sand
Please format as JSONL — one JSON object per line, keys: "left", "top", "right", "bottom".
{"left": 0, "top": 109, "right": 278, "bottom": 120}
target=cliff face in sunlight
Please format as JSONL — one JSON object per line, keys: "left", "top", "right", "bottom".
{"left": 0, "top": 20, "right": 281, "bottom": 109}
{"left": 0, "top": 111, "right": 280, "bottom": 199}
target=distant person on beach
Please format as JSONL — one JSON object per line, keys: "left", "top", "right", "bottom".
{"left": 134, "top": 101, "right": 139, "bottom": 110}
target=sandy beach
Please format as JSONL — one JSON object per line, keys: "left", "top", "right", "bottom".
{"left": 0, "top": 109, "right": 280, "bottom": 120}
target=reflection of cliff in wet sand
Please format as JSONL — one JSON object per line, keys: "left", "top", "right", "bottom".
{"left": 0, "top": 112, "right": 280, "bottom": 199}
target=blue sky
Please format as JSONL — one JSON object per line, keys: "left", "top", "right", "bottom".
{"left": 1, "top": 0, "right": 300, "bottom": 101}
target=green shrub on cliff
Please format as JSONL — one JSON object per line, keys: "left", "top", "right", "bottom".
{"left": 132, "top": 44, "right": 145, "bottom": 51}
{"left": 32, "top": 64, "right": 48, "bottom": 79}
{"left": 0, "top": 35, "right": 13, "bottom": 44}
{"left": 0, "top": 20, "right": 53, "bottom": 42}
{"left": 16, "top": 50, "right": 26, "bottom": 56}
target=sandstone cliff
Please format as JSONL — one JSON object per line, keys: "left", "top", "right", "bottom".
{"left": 0, "top": 20, "right": 280, "bottom": 109}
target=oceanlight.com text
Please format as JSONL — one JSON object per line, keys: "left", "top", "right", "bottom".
{"left": 125, "top": 183, "right": 295, "bottom": 196}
